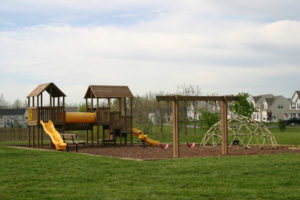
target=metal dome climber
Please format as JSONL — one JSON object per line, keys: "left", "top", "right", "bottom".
{"left": 200, "top": 115, "right": 278, "bottom": 149}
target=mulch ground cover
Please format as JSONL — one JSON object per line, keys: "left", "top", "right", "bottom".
{"left": 36, "top": 144, "right": 300, "bottom": 160}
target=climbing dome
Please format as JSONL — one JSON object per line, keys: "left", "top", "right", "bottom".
{"left": 200, "top": 115, "right": 278, "bottom": 149}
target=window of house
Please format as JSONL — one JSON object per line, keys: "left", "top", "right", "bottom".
{"left": 278, "top": 104, "right": 284, "bottom": 109}
{"left": 297, "top": 103, "right": 300, "bottom": 109}
{"left": 291, "top": 104, "right": 296, "bottom": 109}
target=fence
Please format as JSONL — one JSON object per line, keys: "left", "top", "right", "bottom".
{"left": 0, "top": 128, "right": 47, "bottom": 145}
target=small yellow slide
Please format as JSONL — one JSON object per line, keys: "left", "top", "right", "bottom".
{"left": 40, "top": 120, "right": 67, "bottom": 151}
{"left": 132, "top": 128, "right": 160, "bottom": 146}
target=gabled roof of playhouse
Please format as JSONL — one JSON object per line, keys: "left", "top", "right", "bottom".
{"left": 27, "top": 83, "right": 66, "bottom": 97}
{"left": 84, "top": 85, "right": 134, "bottom": 98}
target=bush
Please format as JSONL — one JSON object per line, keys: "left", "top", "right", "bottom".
{"left": 278, "top": 119, "right": 286, "bottom": 132}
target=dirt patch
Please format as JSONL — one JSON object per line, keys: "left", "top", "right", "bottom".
{"left": 36, "top": 144, "right": 300, "bottom": 160}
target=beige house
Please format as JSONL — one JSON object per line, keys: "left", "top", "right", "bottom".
{"left": 285, "top": 91, "right": 300, "bottom": 119}
{"left": 251, "top": 94, "right": 290, "bottom": 123}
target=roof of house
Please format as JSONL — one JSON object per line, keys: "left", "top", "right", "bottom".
{"left": 265, "top": 97, "right": 275, "bottom": 106}
{"left": 0, "top": 108, "right": 26, "bottom": 116}
{"left": 252, "top": 94, "right": 273, "bottom": 102}
{"left": 84, "top": 85, "right": 134, "bottom": 98}
{"left": 27, "top": 83, "right": 66, "bottom": 98}
{"left": 65, "top": 107, "right": 79, "bottom": 112}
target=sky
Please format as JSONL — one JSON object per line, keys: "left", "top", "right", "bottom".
{"left": 0, "top": 0, "right": 300, "bottom": 104}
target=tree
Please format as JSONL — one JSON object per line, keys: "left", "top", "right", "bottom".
{"left": 12, "top": 98, "right": 23, "bottom": 108}
{"left": 0, "top": 94, "right": 7, "bottom": 109}
{"left": 176, "top": 84, "right": 203, "bottom": 133}
{"left": 198, "top": 109, "right": 220, "bottom": 130}
{"left": 232, "top": 93, "right": 255, "bottom": 118}
{"left": 78, "top": 103, "right": 87, "bottom": 112}
{"left": 278, "top": 119, "right": 286, "bottom": 132}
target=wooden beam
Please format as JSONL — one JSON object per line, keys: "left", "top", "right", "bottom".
{"left": 221, "top": 98, "right": 228, "bottom": 155}
{"left": 85, "top": 98, "right": 88, "bottom": 112}
{"left": 130, "top": 97, "right": 133, "bottom": 145}
{"left": 157, "top": 95, "right": 239, "bottom": 102}
{"left": 28, "top": 126, "right": 31, "bottom": 147}
{"left": 172, "top": 97, "right": 179, "bottom": 158}
{"left": 124, "top": 98, "right": 127, "bottom": 116}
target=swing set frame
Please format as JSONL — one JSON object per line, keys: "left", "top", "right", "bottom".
{"left": 156, "top": 95, "right": 240, "bottom": 158}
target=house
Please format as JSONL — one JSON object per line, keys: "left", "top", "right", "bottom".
{"left": 0, "top": 108, "right": 28, "bottom": 128}
{"left": 284, "top": 91, "right": 300, "bottom": 120}
{"left": 251, "top": 94, "right": 290, "bottom": 122}
{"left": 149, "top": 108, "right": 173, "bottom": 124}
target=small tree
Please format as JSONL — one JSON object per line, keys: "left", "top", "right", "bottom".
{"left": 198, "top": 109, "right": 220, "bottom": 131}
{"left": 278, "top": 119, "right": 286, "bottom": 132}
{"left": 78, "top": 103, "right": 87, "bottom": 112}
{"left": 12, "top": 98, "right": 23, "bottom": 108}
{"left": 0, "top": 94, "right": 8, "bottom": 109}
{"left": 232, "top": 93, "right": 255, "bottom": 118}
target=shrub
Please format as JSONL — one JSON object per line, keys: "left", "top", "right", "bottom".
{"left": 278, "top": 119, "right": 286, "bottom": 132}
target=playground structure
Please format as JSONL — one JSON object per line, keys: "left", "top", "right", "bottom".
{"left": 201, "top": 115, "right": 278, "bottom": 149}
{"left": 27, "top": 83, "right": 134, "bottom": 148}
{"left": 27, "top": 82, "right": 269, "bottom": 159}
{"left": 156, "top": 95, "right": 239, "bottom": 158}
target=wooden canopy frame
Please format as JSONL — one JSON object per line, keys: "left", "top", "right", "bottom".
{"left": 156, "top": 95, "right": 240, "bottom": 158}
{"left": 27, "top": 82, "right": 66, "bottom": 148}
{"left": 84, "top": 85, "right": 134, "bottom": 145}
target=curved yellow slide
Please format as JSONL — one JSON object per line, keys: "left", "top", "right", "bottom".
{"left": 40, "top": 120, "right": 67, "bottom": 151}
{"left": 133, "top": 128, "right": 160, "bottom": 146}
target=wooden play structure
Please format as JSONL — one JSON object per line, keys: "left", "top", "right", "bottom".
{"left": 27, "top": 83, "right": 133, "bottom": 148}
{"left": 156, "top": 95, "right": 239, "bottom": 158}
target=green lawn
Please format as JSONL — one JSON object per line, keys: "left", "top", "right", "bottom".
{"left": 1, "top": 124, "right": 300, "bottom": 146}
{"left": 0, "top": 146, "right": 300, "bottom": 200}
{"left": 269, "top": 126, "right": 300, "bottom": 145}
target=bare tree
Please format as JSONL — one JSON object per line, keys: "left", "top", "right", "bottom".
{"left": 0, "top": 94, "right": 8, "bottom": 109}
{"left": 12, "top": 98, "right": 23, "bottom": 108}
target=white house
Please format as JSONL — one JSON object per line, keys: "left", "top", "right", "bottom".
{"left": 251, "top": 94, "right": 290, "bottom": 122}
{"left": 0, "top": 108, "right": 28, "bottom": 128}
{"left": 285, "top": 91, "right": 300, "bottom": 119}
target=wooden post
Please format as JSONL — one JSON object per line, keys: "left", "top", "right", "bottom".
{"left": 97, "top": 98, "right": 99, "bottom": 144}
{"left": 130, "top": 97, "right": 133, "bottom": 145}
{"left": 119, "top": 98, "right": 122, "bottom": 145}
{"left": 221, "top": 97, "right": 228, "bottom": 155}
{"left": 102, "top": 126, "right": 105, "bottom": 144}
{"left": 124, "top": 98, "right": 127, "bottom": 116}
{"left": 28, "top": 97, "right": 30, "bottom": 147}
{"left": 172, "top": 97, "right": 179, "bottom": 158}
{"left": 32, "top": 126, "right": 35, "bottom": 148}
{"left": 37, "top": 95, "right": 40, "bottom": 148}
{"left": 28, "top": 126, "right": 31, "bottom": 148}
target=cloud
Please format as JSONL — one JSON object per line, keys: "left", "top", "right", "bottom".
{"left": 0, "top": 1, "right": 300, "bottom": 103}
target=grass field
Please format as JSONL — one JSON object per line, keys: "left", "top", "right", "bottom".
{"left": 0, "top": 146, "right": 299, "bottom": 200}
{"left": 1, "top": 124, "right": 300, "bottom": 146}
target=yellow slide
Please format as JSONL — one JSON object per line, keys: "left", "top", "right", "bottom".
{"left": 132, "top": 128, "right": 160, "bottom": 146}
{"left": 40, "top": 120, "right": 67, "bottom": 151}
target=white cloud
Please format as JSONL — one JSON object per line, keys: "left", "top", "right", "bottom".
{"left": 0, "top": 1, "right": 300, "bottom": 103}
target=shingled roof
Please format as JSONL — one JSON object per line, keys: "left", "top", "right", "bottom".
{"left": 84, "top": 85, "right": 133, "bottom": 98}
{"left": 0, "top": 108, "right": 26, "bottom": 116}
{"left": 27, "top": 83, "right": 66, "bottom": 98}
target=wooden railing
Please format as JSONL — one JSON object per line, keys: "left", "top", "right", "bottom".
{"left": 110, "top": 112, "right": 122, "bottom": 129}
{"left": 28, "top": 107, "right": 65, "bottom": 126}
{"left": 96, "top": 107, "right": 110, "bottom": 125}
{"left": 122, "top": 116, "right": 132, "bottom": 132}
